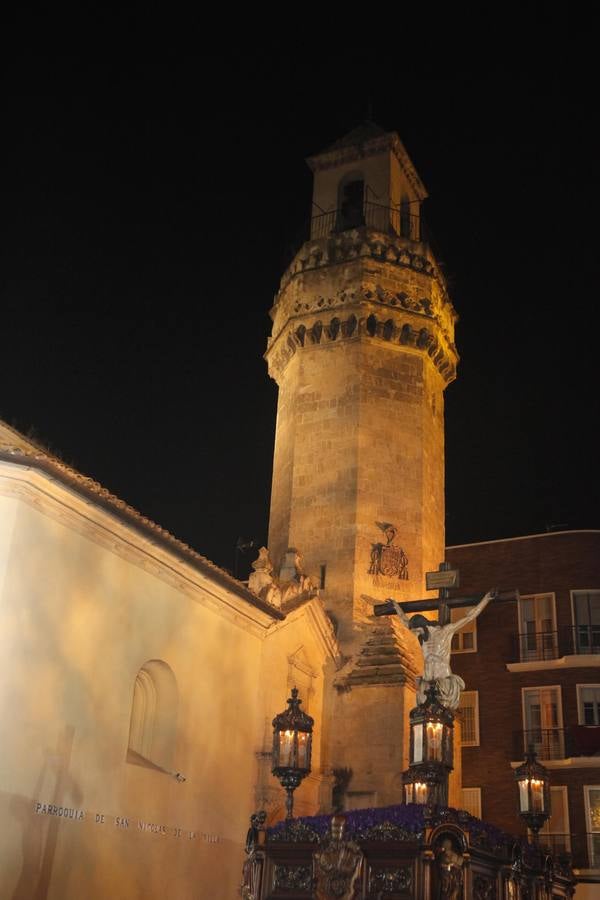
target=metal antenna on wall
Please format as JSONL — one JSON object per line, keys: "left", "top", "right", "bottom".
{"left": 234, "top": 536, "right": 255, "bottom": 579}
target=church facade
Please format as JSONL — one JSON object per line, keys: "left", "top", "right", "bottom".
{"left": 0, "top": 423, "right": 338, "bottom": 899}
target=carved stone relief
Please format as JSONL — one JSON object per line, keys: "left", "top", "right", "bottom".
{"left": 368, "top": 522, "right": 409, "bottom": 581}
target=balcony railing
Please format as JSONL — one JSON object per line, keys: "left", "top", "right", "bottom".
{"left": 516, "top": 630, "right": 560, "bottom": 661}
{"left": 514, "top": 625, "right": 600, "bottom": 662}
{"left": 517, "top": 728, "right": 566, "bottom": 760}
{"left": 538, "top": 833, "right": 600, "bottom": 870}
{"left": 310, "top": 201, "right": 422, "bottom": 242}
{"left": 515, "top": 726, "right": 600, "bottom": 760}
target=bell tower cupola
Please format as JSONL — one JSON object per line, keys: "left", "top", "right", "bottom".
{"left": 309, "top": 121, "right": 427, "bottom": 241}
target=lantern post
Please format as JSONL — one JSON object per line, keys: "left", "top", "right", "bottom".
{"left": 272, "top": 688, "right": 314, "bottom": 819}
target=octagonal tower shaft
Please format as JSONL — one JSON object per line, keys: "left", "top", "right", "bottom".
{"left": 265, "top": 126, "right": 458, "bottom": 650}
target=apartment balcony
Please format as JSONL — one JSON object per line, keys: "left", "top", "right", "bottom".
{"left": 507, "top": 625, "right": 600, "bottom": 671}
{"left": 539, "top": 833, "right": 600, "bottom": 873}
{"left": 514, "top": 727, "right": 600, "bottom": 763}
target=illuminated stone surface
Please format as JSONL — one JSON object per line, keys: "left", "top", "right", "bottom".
{"left": 265, "top": 125, "right": 459, "bottom": 808}
{"left": 0, "top": 423, "right": 338, "bottom": 898}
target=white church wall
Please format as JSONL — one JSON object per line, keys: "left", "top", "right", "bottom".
{"left": 0, "top": 460, "right": 273, "bottom": 899}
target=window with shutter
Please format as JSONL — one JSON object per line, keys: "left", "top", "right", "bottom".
{"left": 450, "top": 607, "right": 477, "bottom": 654}
{"left": 458, "top": 691, "right": 479, "bottom": 747}
{"left": 461, "top": 787, "right": 482, "bottom": 819}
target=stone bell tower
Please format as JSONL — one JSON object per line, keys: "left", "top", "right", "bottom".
{"left": 265, "top": 123, "right": 459, "bottom": 808}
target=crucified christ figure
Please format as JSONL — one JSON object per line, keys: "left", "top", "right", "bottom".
{"left": 389, "top": 590, "right": 496, "bottom": 709}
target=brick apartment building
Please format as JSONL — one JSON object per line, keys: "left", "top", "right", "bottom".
{"left": 446, "top": 529, "right": 600, "bottom": 883}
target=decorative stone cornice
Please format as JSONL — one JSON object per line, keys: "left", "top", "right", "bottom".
{"left": 266, "top": 226, "right": 458, "bottom": 385}
{"left": 289, "top": 283, "right": 435, "bottom": 319}
{"left": 266, "top": 305, "right": 458, "bottom": 385}
{"left": 277, "top": 229, "right": 450, "bottom": 297}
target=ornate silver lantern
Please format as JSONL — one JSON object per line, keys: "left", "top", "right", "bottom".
{"left": 403, "top": 683, "right": 454, "bottom": 808}
{"left": 272, "top": 688, "right": 313, "bottom": 819}
{"left": 515, "top": 747, "right": 551, "bottom": 840}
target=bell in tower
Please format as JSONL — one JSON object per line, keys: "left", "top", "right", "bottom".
{"left": 264, "top": 122, "right": 459, "bottom": 808}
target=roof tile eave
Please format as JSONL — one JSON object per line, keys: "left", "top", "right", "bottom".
{"left": 0, "top": 446, "right": 284, "bottom": 621}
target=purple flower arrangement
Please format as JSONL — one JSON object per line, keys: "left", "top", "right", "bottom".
{"left": 267, "top": 803, "right": 525, "bottom": 860}
{"left": 269, "top": 802, "right": 424, "bottom": 841}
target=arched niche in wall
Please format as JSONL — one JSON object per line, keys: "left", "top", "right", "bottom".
{"left": 127, "top": 659, "right": 179, "bottom": 773}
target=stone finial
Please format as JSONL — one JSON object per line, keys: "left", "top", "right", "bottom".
{"left": 251, "top": 546, "right": 273, "bottom": 574}
{"left": 248, "top": 546, "right": 318, "bottom": 609}
{"left": 279, "top": 548, "right": 317, "bottom": 605}
{"left": 279, "top": 547, "right": 302, "bottom": 583}
{"left": 248, "top": 548, "right": 282, "bottom": 608}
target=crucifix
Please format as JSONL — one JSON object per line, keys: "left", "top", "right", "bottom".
{"left": 363, "top": 562, "right": 518, "bottom": 709}
{"left": 372, "top": 561, "right": 518, "bottom": 623}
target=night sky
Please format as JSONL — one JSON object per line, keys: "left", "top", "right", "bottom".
{"left": 2, "top": 61, "right": 598, "bottom": 577}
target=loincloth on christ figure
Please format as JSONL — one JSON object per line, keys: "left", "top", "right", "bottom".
{"left": 416, "top": 674, "right": 465, "bottom": 710}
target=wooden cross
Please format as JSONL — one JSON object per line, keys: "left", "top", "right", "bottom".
{"left": 372, "top": 561, "right": 519, "bottom": 625}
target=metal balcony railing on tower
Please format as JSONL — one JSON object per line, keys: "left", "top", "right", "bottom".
{"left": 310, "top": 201, "right": 423, "bottom": 242}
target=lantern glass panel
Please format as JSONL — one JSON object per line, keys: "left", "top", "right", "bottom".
{"left": 414, "top": 782, "right": 428, "bottom": 804}
{"left": 444, "top": 725, "right": 454, "bottom": 767}
{"left": 426, "top": 721, "right": 443, "bottom": 761}
{"left": 405, "top": 780, "right": 428, "bottom": 804}
{"left": 518, "top": 779, "right": 529, "bottom": 812}
{"left": 296, "top": 731, "right": 310, "bottom": 768}
{"left": 531, "top": 779, "right": 544, "bottom": 812}
{"left": 413, "top": 723, "right": 423, "bottom": 763}
{"left": 279, "top": 729, "right": 295, "bottom": 767}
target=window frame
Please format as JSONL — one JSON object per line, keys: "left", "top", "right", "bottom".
{"left": 570, "top": 590, "right": 600, "bottom": 654}
{"left": 521, "top": 685, "right": 564, "bottom": 759}
{"left": 584, "top": 785, "right": 600, "bottom": 869}
{"left": 536, "top": 785, "right": 571, "bottom": 853}
{"left": 461, "top": 786, "right": 482, "bottom": 819}
{"left": 450, "top": 606, "right": 478, "bottom": 654}
{"left": 517, "top": 592, "right": 557, "bottom": 662}
{"left": 577, "top": 684, "right": 600, "bottom": 726}
{"left": 459, "top": 690, "right": 480, "bottom": 747}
